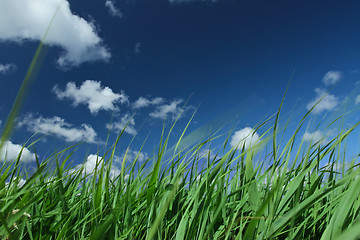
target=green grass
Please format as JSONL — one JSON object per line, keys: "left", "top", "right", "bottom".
{"left": 1, "top": 101, "right": 360, "bottom": 239}
{"left": 1, "top": 10, "right": 360, "bottom": 238}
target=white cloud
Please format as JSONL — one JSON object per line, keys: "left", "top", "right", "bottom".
{"left": 230, "top": 127, "right": 259, "bottom": 150}
{"left": 70, "top": 154, "right": 120, "bottom": 179}
{"left": 53, "top": 80, "right": 128, "bottom": 114}
{"left": 132, "top": 96, "right": 164, "bottom": 109}
{"left": 149, "top": 99, "right": 184, "bottom": 119}
{"left": 356, "top": 95, "right": 360, "bottom": 105}
{"left": 0, "top": 63, "right": 17, "bottom": 75}
{"left": 106, "top": 114, "right": 137, "bottom": 135}
{"left": 117, "top": 149, "right": 148, "bottom": 163}
{"left": 18, "top": 114, "right": 98, "bottom": 143}
{"left": 82, "top": 154, "right": 104, "bottom": 173}
{"left": 322, "top": 71, "right": 342, "bottom": 86}
{"left": 0, "top": 141, "right": 36, "bottom": 162}
{"left": 0, "top": 0, "right": 110, "bottom": 68}
{"left": 306, "top": 88, "right": 340, "bottom": 114}
{"left": 105, "top": 0, "right": 123, "bottom": 18}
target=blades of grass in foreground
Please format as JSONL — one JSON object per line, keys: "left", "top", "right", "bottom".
{"left": 320, "top": 171, "right": 360, "bottom": 240}
{"left": 2, "top": 70, "right": 360, "bottom": 239}
{"left": 146, "top": 162, "right": 185, "bottom": 240}
{"left": 335, "top": 220, "right": 360, "bottom": 240}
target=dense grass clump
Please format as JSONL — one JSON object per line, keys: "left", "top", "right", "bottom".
{"left": 1, "top": 103, "right": 360, "bottom": 240}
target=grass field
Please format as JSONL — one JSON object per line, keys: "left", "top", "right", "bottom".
{"left": 1, "top": 15, "right": 360, "bottom": 239}
{"left": 1, "top": 96, "right": 360, "bottom": 239}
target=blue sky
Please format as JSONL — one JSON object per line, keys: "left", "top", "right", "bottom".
{"left": 1, "top": 0, "right": 360, "bottom": 174}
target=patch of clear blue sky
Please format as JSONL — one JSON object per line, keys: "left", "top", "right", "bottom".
{"left": 1, "top": 0, "right": 360, "bottom": 171}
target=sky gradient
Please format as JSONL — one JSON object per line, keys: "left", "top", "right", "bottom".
{"left": 1, "top": 0, "right": 360, "bottom": 173}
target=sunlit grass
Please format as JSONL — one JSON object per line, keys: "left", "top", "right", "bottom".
{"left": 1, "top": 97, "right": 360, "bottom": 239}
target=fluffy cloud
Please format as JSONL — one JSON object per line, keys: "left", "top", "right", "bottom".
{"left": 306, "top": 88, "right": 340, "bottom": 114}
{"left": 81, "top": 154, "right": 105, "bottom": 174}
{"left": 0, "top": 141, "right": 36, "bottom": 162}
{"left": 149, "top": 99, "right": 184, "bottom": 119}
{"left": 322, "top": 71, "right": 342, "bottom": 86}
{"left": 70, "top": 154, "right": 120, "bottom": 179}
{"left": 0, "top": 63, "right": 17, "bottom": 75}
{"left": 0, "top": 0, "right": 110, "bottom": 68}
{"left": 53, "top": 80, "right": 128, "bottom": 114}
{"left": 230, "top": 127, "right": 259, "bottom": 150}
{"left": 132, "top": 96, "right": 164, "bottom": 109}
{"left": 18, "top": 114, "right": 98, "bottom": 143}
{"left": 105, "top": 0, "right": 123, "bottom": 18}
{"left": 106, "top": 114, "right": 137, "bottom": 135}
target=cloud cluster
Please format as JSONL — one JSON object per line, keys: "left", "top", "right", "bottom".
{"left": 230, "top": 127, "right": 259, "bottom": 150}
{"left": 0, "top": 141, "right": 36, "bottom": 162}
{"left": 50, "top": 79, "right": 194, "bottom": 139}
{"left": 306, "top": 70, "right": 344, "bottom": 114}
{"left": 0, "top": 0, "right": 110, "bottom": 68}
{"left": 306, "top": 88, "right": 340, "bottom": 114}
{"left": 0, "top": 63, "right": 17, "bottom": 75}
{"left": 105, "top": 0, "right": 123, "bottom": 18}
{"left": 322, "top": 71, "right": 342, "bottom": 86}
{"left": 53, "top": 80, "right": 128, "bottom": 114}
{"left": 149, "top": 99, "right": 184, "bottom": 119}
{"left": 106, "top": 114, "right": 137, "bottom": 135}
{"left": 18, "top": 114, "right": 98, "bottom": 143}
{"left": 132, "top": 96, "right": 164, "bottom": 109}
